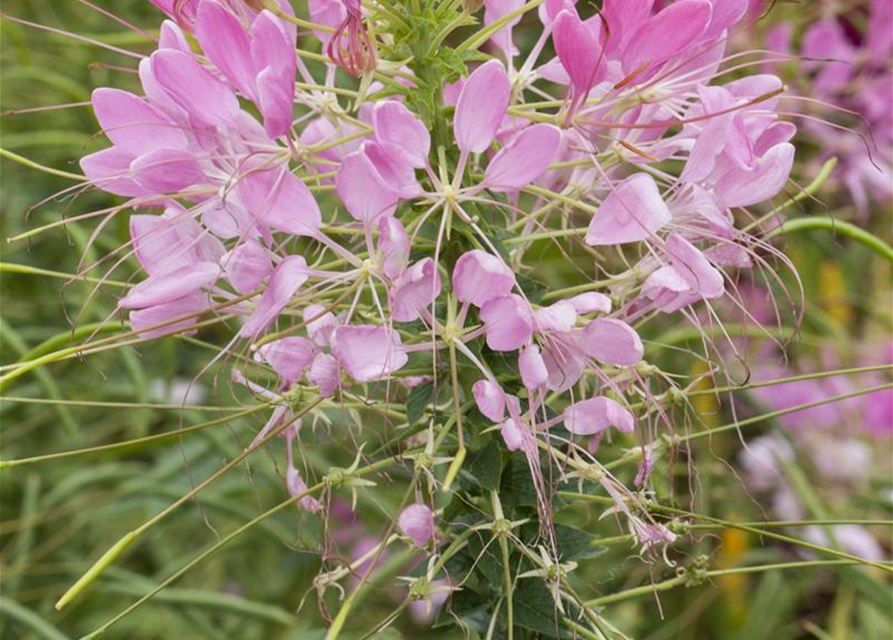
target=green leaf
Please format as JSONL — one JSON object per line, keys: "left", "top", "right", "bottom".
{"left": 512, "top": 579, "right": 572, "bottom": 638}
{"left": 464, "top": 440, "right": 503, "bottom": 491}
{"left": 433, "top": 588, "right": 493, "bottom": 634}
{"left": 552, "top": 524, "right": 608, "bottom": 563}
{"left": 500, "top": 452, "right": 539, "bottom": 511}
{"left": 406, "top": 381, "right": 435, "bottom": 426}
{"left": 466, "top": 529, "right": 504, "bottom": 587}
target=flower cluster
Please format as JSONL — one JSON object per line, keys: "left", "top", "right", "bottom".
{"left": 760, "top": 0, "right": 892, "bottom": 216}
{"left": 73, "top": 0, "right": 810, "bottom": 628}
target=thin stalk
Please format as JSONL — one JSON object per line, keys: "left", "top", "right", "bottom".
{"left": 79, "top": 455, "right": 399, "bottom": 639}
{"left": 586, "top": 560, "right": 865, "bottom": 607}
{"left": 0, "top": 405, "right": 270, "bottom": 469}
{"left": 55, "top": 398, "right": 324, "bottom": 610}
{"left": 765, "top": 217, "right": 893, "bottom": 264}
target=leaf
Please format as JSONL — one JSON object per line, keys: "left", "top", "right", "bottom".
{"left": 466, "top": 529, "right": 504, "bottom": 587}
{"left": 553, "top": 524, "right": 607, "bottom": 563}
{"left": 433, "top": 588, "right": 493, "bottom": 635}
{"left": 500, "top": 452, "right": 539, "bottom": 511}
{"left": 512, "top": 579, "right": 572, "bottom": 638}
{"left": 464, "top": 439, "right": 503, "bottom": 491}
{"left": 406, "top": 380, "right": 435, "bottom": 426}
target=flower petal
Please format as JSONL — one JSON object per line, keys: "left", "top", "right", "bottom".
{"left": 586, "top": 173, "right": 671, "bottom": 245}
{"left": 483, "top": 124, "right": 562, "bottom": 191}
{"left": 91, "top": 88, "right": 188, "bottom": 156}
{"left": 563, "top": 396, "right": 635, "bottom": 435}
{"left": 237, "top": 167, "right": 322, "bottom": 237}
{"left": 480, "top": 294, "right": 534, "bottom": 352}
{"left": 581, "top": 318, "right": 643, "bottom": 366}
{"left": 331, "top": 325, "right": 408, "bottom": 381}
{"left": 454, "top": 60, "right": 510, "bottom": 154}
{"left": 240, "top": 255, "right": 309, "bottom": 337}
{"left": 452, "top": 250, "right": 515, "bottom": 308}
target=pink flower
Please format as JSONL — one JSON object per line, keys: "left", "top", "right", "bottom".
{"left": 398, "top": 503, "right": 435, "bottom": 547}
{"left": 327, "top": 0, "right": 375, "bottom": 76}
{"left": 563, "top": 397, "right": 635, "bottom": 436}
{"left": 194, "top": 1, "right": 297, "bottom": 137}
{"left": 331, "top": 325, "right": 408, "bottom": 381}
{"left": 452, "top": 250, "right": 516, "bottom": 308}
{"left": 480, "top": 295, "right": 535, "bottom": 352}
{"left": 389, "top": 258, "right": 442, "bottom": 323}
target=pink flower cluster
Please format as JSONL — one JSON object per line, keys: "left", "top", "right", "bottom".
{"left": 79, "top": 0, "right": 800, "bottom": 546}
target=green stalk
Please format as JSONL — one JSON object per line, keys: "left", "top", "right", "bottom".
{"left": 765, "top": 217, "right": 893, "bottom": 264}
{"left": 586, "top": 560, "right": 864, "bottom": 607}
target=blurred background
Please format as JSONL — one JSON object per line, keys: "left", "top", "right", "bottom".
{"left": 1, "top": 1, "right": 891, "bottom": 639}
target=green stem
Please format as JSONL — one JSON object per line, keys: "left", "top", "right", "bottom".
{"left": 79, "top": 455, "right": 399, "bottom": 639}
{"left": 55, "top": 398, "right": 324, "bottom": 611}
{"left": 586, "top": 560, "right": 864, "bottom": 607}
{"left": 766, "top": 217, "right": 893, "bottom": 264}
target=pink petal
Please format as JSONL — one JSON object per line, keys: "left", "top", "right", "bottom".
{"left": 641, "top": 266, "right": 698, "bottom": 312}
{"left": 480, "top": 294, "right": 534, "bottom": 352}
{"left": 622, "top": 0, "right": 712, "bottom": 76}
{"left": 581, "top": 318, "right": 643, "bottom": 366}
{"left": 240, "top": 255, "right": 309, "bottom": 337}
{"left": 704, "top": 243, "right": 753, "bottom": 268}
{"left": 158, "top": 18, "right": 192, "bottom": 52}
{"left": 373, "top": 100, "right": 431, "bottom": 168}
{"left": 363, "top": 141, "right": 422, "bottom": 198}
{"left": 222, "top": 239, "right": 272, "bottom": 294}
{"left": 483, "top": 124, "right": 562, "bottom": 191}
{"left": 130, "top": 148, "right": 205, "bottom": 193}
{"left": 389, "top": 258, "right": 442, "bottom": 322}
{"left": 454, "top": 60, "right": 510, "bottom": 154}
{"left": 500, "top": 418, "right": 527, "bottom": 452}
{"left": 308, "top": 0, "right": 346, "bottom": 44}
{"left": 331, "top": 325, "right": 408, "bottom": 381}
{"left": 533, "top": 301, "right": 577, "bottom": 333}
{"left": 452, "top": 250, "right": 515, "bottom": 308}
{"left": 664, "top": 233, "right": 724, "bottom": 299}
{"left": 601, "top": 0, "right": 654, "bottom": 54}
{"left": 130, "top": 291, "right": 209, "bottom": 339}
{"left": 378, "top": 216, "right": 410, "bottom": 278}
{"left": 552, "top": 9, "right": 603, "bottom": 96}
{"left": 237, "top": 167, "right": 321, "bottom": 237}
{"left": 541, "top": 338, "right": 587, "bottom": 392}
{"left": 473, "top": 379, "right": 507, "bottom": 422}
{"left": 130, "top": 206, "right": 221, "bottom": 275}
{"left": 195, "top": 1, "right": 255, "bottom": 98}
{"left": 715, "top": 142, "right": 794, "bottom": 208}
{"left": 80, "top": 147, "right": 146, "bottom": 197}
{"left": 563, "top": 396, "right": 635, "bottom": 435}
{"left": 91, "top": 88, "right": 188, "bottom": 156}
{"left": 335, "top": 148, "right": 400, "bottom": 224}
{"left": 308, "top": 352, "right": 340, "bottom": 396}
{"left": 255, "top": 337, "right": 315, "bottom": 385}
{"left": 251, "top": 11, "right": 297, "bottom": 137}
{"left": 121, "top": 261, "right": 219, "bottom": 309}
{"left": 150, "top": 49, "right": 240, "bottom": 127}
{"left": 256, "top": 66, "right": 295, "bottom": 138}
{"left": 519, "top": 344, "right": 549, "bottom": 390}
{"left": 586, "top": 173, "right": 671, "bottom": 246}
{"left": 398, "top": 504, "right": 435, "bottom": 547}
{"left": 569, "top": 292, "right": 612, "bottom": 314}
{"left": 303, "top": 303, "right": 339, "bottom": 348}
{"left": 702, "top": 0, "right": 748, "bottom": 41}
